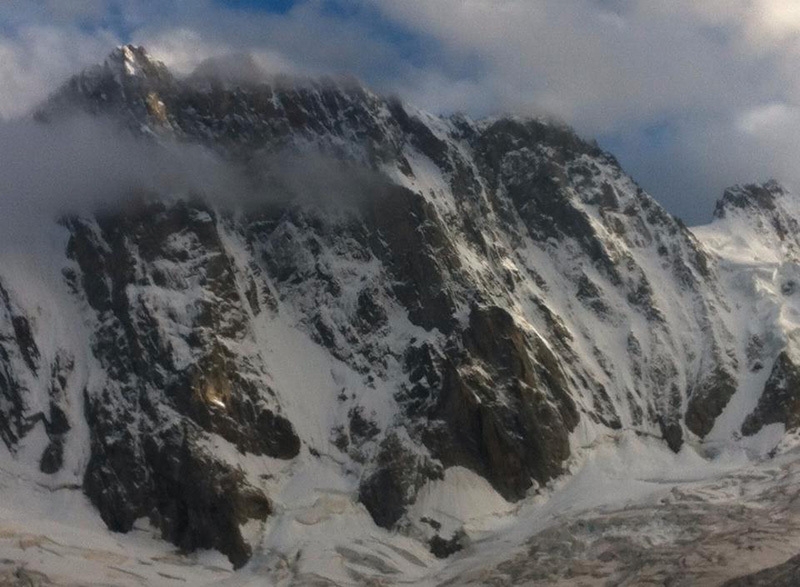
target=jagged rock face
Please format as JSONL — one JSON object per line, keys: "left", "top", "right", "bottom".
{"left": 362, "top": 185, "right": 465, "bottom": 334}
{"left": 0, "top": 281, "right": 73, "bottom": 474}
{"left": 0, "top": 283, "right": 42, "bottom": 450}
{"left": 359, "top": 433, "right": 443, "bottom": 529}
{"left": 742, "top": 352, "right": 800, "bottom": 436}
{"left": 710, "top": 181, "right": 800, "bottom": 254}
{"left": 697, "top": 180, "right": 800, "bottom": 441}
{"left": 415, "top": 306, "right": 579, "bottom": 501}
{"left": 713, "top": 181, "right": 785, "bottom": 219}
{"left": 470, "top": 118, "right": 738, "bottom": 444}
{"left": 2, "top": 45, "right": 794, "bottom": 567}
{"left": 62, "top": 198, "right": 299, "bottom": 567}
{"left": 685, "top": 366, "right": 739, "bottom": 438}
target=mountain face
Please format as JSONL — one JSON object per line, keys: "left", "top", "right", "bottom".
{"left": 1, "top": 45, "right": 799, "bottom": 578}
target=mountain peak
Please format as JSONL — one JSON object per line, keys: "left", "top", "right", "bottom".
{"left": 35, "top": 44, "right": 176, "bottom": 123}
{"left": 102, "top": 44, "right": 171, "bottom": 83}
{"left": 109, "top": 45, "right": 150, "bottom": 76}
{"left": 713, "top": 179, "right": 787, "bottom": 219}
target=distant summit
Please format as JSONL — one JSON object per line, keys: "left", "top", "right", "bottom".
{"left": 107, "top": 44, "right": 167, "bottom": 79}
{"left": 713, "top": 180, "right": 787, "bottom": 219}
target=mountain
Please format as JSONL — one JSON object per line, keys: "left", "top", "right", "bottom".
{"left": 2, "top": 45, "right": 800, "bottom": 584}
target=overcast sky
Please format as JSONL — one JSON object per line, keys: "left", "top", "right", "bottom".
{"left": 3, "top": 0, "right": 800, "bottom": 223}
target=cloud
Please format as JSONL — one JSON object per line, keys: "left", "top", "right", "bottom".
{"left": 0, "top": 114, "right": 256, "bottom": 249}
{"left": 4, "top": 1, "right": 800, "bottom": 222}
{"left": 128, "top": 1, "right": 416, "bottom": 80}
{"left": 0, "top": 110, "right": 393, "bottom": 256}
{"left": 737, "top": 102, "right": 800, "bottom": 135}
{"left": 356, "top": 0, "right": 800, "bottom": 221}
{"left": 0, "top": 25, "right": 118, "bottom": 119}
{"left": 130, "top": 28, "right": 231, "bottom": 75}
{"left": 44, "top": 0, "right": 110, "bottom": 22}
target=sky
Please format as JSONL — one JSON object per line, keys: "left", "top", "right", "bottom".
{"left": 3, "top": 0, "right": 800, "bottom": 223}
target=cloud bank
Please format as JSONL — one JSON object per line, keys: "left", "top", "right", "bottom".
{"left": 0, "top": 114, "right": 253, "bottom": 249}
{"left": 4, "top": 0, "right": 800, "bottom": 223}
{"left": 0, "top": 112, "right": 390, "bottom": 253}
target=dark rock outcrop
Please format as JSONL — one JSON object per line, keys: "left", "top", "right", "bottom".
{"left": 85, "top": 422, "right": 270, "bottom": 569}
{"left": 363, "top": 185, "right": 463, "bottom": 334}
{"left": 64, "top": 199, "right": 299, "bottom": 567}
{"left": 713, "top": 181, "right": 785, "bottom": 220}
{"left": 686, "top": 364, "right": 739, "bottom": 438}
{"left": 359, "top": 433, "right": 442, "bottom": 529}
{"left": 394, "top": 306, "right": 579, "bottom": 506}
{"left": 742, "top": 352, "right": 800, "bottom": 436}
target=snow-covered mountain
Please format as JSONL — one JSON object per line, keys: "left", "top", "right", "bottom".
{"left": 3, "top": 45, "right": 800, "bottom": 584}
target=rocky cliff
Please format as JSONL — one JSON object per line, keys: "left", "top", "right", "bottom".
{"left": 1, "top": 46, "right": 798, "bottom": 577}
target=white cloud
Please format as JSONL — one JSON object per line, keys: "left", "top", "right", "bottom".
{"left": 131, "top": 28, "right": 228, "bottom": 75}
{"left": 751, "top": 0, "right": 800, "bottom": 42}
{"left": 4, "top": 0, "right": 800, "bottom": 221}
{"left": 0, "top": 25, "right": 118, "bottom": 119}
{"left": 737, "top": 102, "right": 800, "bottom": 135}
{"left": 357, "top": 0, "right": 800, "bottom": 220}
{"left": 133, "top": 28, "right": 300, "bottom": 78}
